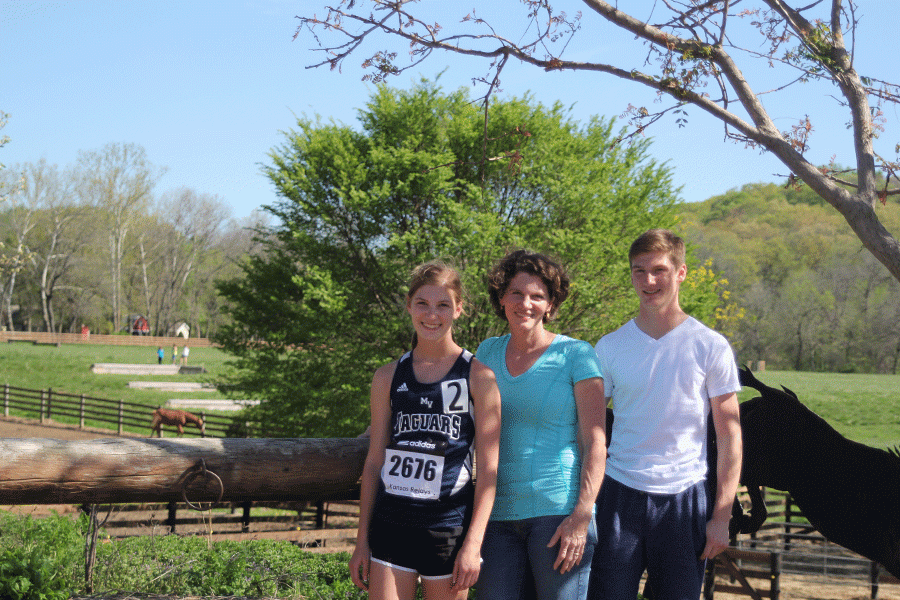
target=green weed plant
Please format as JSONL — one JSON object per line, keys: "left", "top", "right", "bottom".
{"left": 0, "top": 511, "right": 85, "bottom": 600}
{"left": 0, "top": 511, "right": 366, "bottom": 598}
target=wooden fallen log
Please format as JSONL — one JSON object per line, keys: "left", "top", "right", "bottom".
{"left": 0, "top": 437, "right": 367, "bottom": 505}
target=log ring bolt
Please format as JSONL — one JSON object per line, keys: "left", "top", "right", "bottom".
{"left": 181, "top": 459, "right": 224, "bottom": 511}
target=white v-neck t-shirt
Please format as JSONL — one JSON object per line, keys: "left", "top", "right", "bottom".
{"left": 595, "top": 317, "right": 740, "bottom": 494}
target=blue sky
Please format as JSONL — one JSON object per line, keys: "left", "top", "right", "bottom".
{"left": 2, "top": 1, "right": 898, "bottom": 219}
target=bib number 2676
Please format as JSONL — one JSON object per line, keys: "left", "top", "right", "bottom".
{"left": 382, "top": 448, "right": 444, "bottom": 500}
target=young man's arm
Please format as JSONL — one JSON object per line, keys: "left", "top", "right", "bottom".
{"left": 701, "top": 391, "right": 742, "bottom": 560}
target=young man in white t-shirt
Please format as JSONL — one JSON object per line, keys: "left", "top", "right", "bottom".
{"left": 588, "top": 229, "right": 742, "bottom": 600}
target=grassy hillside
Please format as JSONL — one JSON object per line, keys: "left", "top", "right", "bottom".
{"left": 677, "top": 181, "right": 900, "bottom": 374}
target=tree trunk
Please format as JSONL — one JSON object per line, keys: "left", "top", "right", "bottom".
{"left": 5, "top": 269, "right": 18, "bottom": 331}
{"left": 0, "top": 437, "right": 367, "bottom": 505}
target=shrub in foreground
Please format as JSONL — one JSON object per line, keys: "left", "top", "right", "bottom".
{"left": 0, "top": 511, "right": 365, "bottom": 598}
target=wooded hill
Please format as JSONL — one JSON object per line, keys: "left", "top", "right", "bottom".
{"left": 680, "top": 178, "right": 900, "bottom": 374}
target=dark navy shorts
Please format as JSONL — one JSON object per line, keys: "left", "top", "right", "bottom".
{"left": 589, "top": 475, "right": 709, "bottom": 600}
{"left": 368, "top": 514, "right": 468, "bottom": 579}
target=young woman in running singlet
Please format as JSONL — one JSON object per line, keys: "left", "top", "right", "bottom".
{"left": 350, "top": 261, "right": 502, "bottom": 600}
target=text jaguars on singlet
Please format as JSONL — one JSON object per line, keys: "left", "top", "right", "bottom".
{"left": 393, "top": 412, "right": 462, "bottom": 440}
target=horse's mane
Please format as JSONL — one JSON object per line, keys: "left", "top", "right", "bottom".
{"left": 889, "top": 446, "right": 900, "bottom": 459}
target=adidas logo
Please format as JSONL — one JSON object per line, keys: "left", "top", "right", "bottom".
{"left": 396, "top": 382, "right": 408, "bottom": 392}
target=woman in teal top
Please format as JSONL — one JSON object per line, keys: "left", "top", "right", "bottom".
{"left": 475, "top": 250, "right": 607, "bottom": 600}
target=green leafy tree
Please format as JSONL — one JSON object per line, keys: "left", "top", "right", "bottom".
{"left": 680, "top": 259, "right": 744, "bottom": 342}
{"left": 0, "top": 113, "right": 29, "bottom": 329}
{"left": 215, "top": 79, "right": 694, "bottom": 437}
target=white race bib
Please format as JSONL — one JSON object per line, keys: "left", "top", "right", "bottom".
{"left": 382, "top": 448, "right": 445, "bottom": 500}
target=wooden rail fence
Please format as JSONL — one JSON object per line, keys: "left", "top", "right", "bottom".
{"left": 1, "top": 330, "right": 214, "bottom": 348}
{"left": 705, "top": 548, "right": 782, "bottom": 600}
{"left": 0, "top": 436, "right": 367, "bottom": 504}
{"left": 1, "top": 384, "right": 279, "bottom": 438}
{"left": 0, "top": 436, "right": 366, "bottom": 551}
{"left": 704, "top": 546, "right": 898, "bottom": 600}
{"left": 0, "top": 432, "right": 896, "bottom": 589}
{"left": 1, "top": 363, "right": 896, "bottom": 588}
{"left": 718, "top": 487, "right": 900, "bottom": 599}
{"left": 87, "top": 499, "right": 360, "bottom": 550}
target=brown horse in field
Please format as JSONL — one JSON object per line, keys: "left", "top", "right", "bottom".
{"left": 149, "top": 407, "right": 205, "bottom": 437}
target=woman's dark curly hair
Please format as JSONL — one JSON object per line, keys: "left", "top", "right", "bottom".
{"left": 487, "top": 250, "right": 569, "bottom": 323}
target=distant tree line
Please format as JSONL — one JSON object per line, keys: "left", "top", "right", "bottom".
{"left": 683, "top": 179, "right": 900, "bottom": 374}
{"left": 0, "top": 143, "right": 266, "bottom": 337}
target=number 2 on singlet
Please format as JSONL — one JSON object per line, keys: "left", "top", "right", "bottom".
{"left": 441, "top": 378, "right": 469, "bottom": 414}
{"left": 382, "top": 448, "right": 445, "bottom": 500}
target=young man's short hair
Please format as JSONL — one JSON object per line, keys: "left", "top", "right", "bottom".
{"left": 629, "top": 229, "right": 686, "bottom": 268}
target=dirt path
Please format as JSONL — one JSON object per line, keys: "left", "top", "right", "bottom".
{"left": 0, "top": 415, "right": 137, "bottom": 440}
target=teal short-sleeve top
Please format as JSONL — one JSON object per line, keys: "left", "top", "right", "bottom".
{"left": 475, "top": 334, "right": 602, "bottom": 521}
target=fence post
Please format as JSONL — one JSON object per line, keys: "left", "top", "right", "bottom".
{"left": 783, "top": 494, "right": 793, "bottom": 552}
{"left": 871, "top": 561, "right": 881, "bottom": 600}
{"left": 167, "top": 501, "right": 177, "bottom": 533}
{"left": 241, "top": 501, "right": 252, "bottom": 533}
{"left": 3, "top": 383, "right": 8, "bottom": 417}
{"left": 47, "top": 387, "right": 52, "bottom": 420}
{"left": 771, "top": 550, "right": 782, "bottom": 600}
{"left": 118, "top": 399, "right": 124, "bottom": 435}
{"left": 201, "top": 411, "right": 206, "bottom": 438}
{"left": 315, "top": 500, "right": 326, "bottom": 528}
{"left": 79, "top": 394, "right": 85, "bottom": 429}
{"left": 40, "top": 390, "right": 46, "bottom": 424}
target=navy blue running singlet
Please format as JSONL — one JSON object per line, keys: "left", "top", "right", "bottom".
{"left": 373, "top": 349, "right": 477, "bottom": 528}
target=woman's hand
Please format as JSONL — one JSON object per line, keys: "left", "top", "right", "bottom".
{"left": 348, "top": 543, "right": 371, "bottom": 591}
{"left": 548, "top": 508, "right": 592, "bottom": 574}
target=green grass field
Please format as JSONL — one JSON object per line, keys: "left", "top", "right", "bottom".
{"left": 1, "top": 343, "right": 898, "bottom": 448}
{"left": 736, "top": 369, "right": 900, "bottom": 449}
{"left": 0, "top": 342, "right": 236, "bottom": 428}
